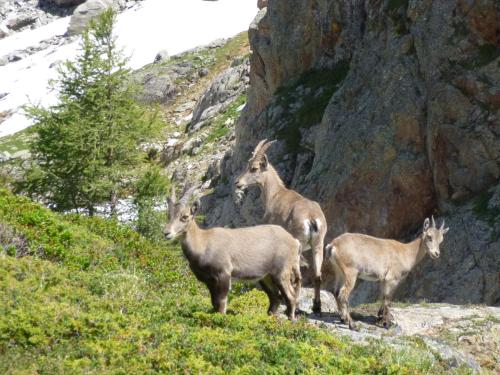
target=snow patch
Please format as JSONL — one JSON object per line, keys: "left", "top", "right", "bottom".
{"left": 0, "top": 0, "right": 257, "bottom": 137}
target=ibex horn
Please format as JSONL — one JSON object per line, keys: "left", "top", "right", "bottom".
{"left": 253, "top": 139, "right": 276, "bottom": 160}
{"left": 179, "top": 185, "right": 198, "bottom": 206}
{"left": 251, "top": 139, "right": 268, "bottom": 158}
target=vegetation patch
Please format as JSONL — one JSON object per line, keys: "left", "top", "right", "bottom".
{"left": 386, "top": 0, "right": 410, "bottom": 35}
{"left": 0, "top": 187, "right": 467, "bottom": 373}
{"left": 473, "top": 190, "right": 500, "bottom": 226}
{"left": 203, "top": 94, "right": 246, "bottom": 147}
{"left": 476, "top": 43, "right": 500, "bottom": 67}
{"left": 274, "top": 60, "right": 350, "bottom": 154}
{"left": 473, "top": 189, "right": 500, "bottom": 240}
{"left": 0, "top": 128, "right": 33, "bottom": 155}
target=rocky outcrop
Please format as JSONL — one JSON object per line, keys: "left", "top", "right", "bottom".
{"left": 209, "top": 0, "right": 500, "bottom": 305}
{"left": 188, "top": 58, "right": 249, "bottom": 132}
{"left": 0, "top": 0, "right": 144, "bottom": 37}
{"left": 298, "top": 287, "right": 500, "bottom": 372}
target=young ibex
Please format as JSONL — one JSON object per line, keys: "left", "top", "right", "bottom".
{"left": 164, "top": 186, "right": 302, "bottom": 320}
{"left": 235, "top": 139, "right": 327, "bottom": 314}
{"left": 324, "top": 217, "right": 449, "bottom": 330}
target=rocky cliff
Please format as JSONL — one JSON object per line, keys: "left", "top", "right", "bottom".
{"left": 209, "top": 0, "right": 500, "bottom": 305}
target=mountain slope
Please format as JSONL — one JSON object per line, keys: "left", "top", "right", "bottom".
{"left": 0, "top": 188, "right": 468, "bottom": 373}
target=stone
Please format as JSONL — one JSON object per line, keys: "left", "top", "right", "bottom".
{"left": 257, "top": 0, "right": 268, "bottom": 9}
{"left": 154, "top": 49, "right": 169, "bottom": 63}
{"left": 135, "top": 73, "right": 177, "bottom": 105}
{"left": 44, "top": 0, "right": 86, "bottom": 6}
{"left": 198, "top": 67, "right": 209, "bottom": 77}
{"left": 6, "top": 15, "right": 36, "bottom": 30}
{"left": 0, "top": 151, "right": 11, "bottom": 163}
{"left": 67, "top": 0, "right": 114, "bottom": 35}
{"left": 0, "top": 26, "right": 9, "bottom": 39}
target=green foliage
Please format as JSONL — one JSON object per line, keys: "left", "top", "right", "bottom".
{"left": 23, "top": 9, "right": 161, "bottom": 215}
{"left": 0, "top": 128, "right": 32, "bottom": 155}
{"left": 386, "top": 0, "right": 410, "bottom": 35}
{"left": 473, "top": 189, "right": 500, "bottom": 240}
{"left": 477, "top": 43, "right": 500, "bottom": 67}
{"left": 0, "top": 189, "right": 467, "bottom": 373}
{"left": 275, "top": 61, "right": 350, "bottom": 154}
{"left": 134, "top": 165, "right": 170, "bottom": 242}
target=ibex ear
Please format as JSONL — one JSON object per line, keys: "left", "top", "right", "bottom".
{"left": 191, "top": 199, "right": 200, "bottom": 215}
{"left": 442, "top": 227, "right": 449, "bottom": 235}
{"left": 423, "top": 218, "right": 430, "bottom": 231}
{"left": 260, "top": 154, "right": 268, "bottom": 170}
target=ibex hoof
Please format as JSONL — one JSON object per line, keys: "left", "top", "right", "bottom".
{"left": 382, "top": 320, "right": 393, "bottom": 329}
{"left": 312, "top": 301, "right": 322, "bottom": 316}
{"left": 349, "top": 322, "right": 359, "bottom": 331}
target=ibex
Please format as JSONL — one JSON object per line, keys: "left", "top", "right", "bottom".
{"left": 235, "top": 139, "right": 327, "bottom": 314}
{"left": 164, "top": 186, "right": 302, "bottom": 320}
{"left": 324, "top": 217, "right": 449, "bottom": 330}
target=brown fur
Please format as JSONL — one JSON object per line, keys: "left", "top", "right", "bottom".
{"left": 324, "top": 217, "right": 449, "bottom": 330}
{"left": 235, "top": 139, "right": 327, "bottom": 314}
{"left": 164, "top": 193, "right": 301, "bottom": 320}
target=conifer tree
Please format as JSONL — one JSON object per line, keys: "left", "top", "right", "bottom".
{"left": 25, "top": 9, "right": 160, "bottom": 215}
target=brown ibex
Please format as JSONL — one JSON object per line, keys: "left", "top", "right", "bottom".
{"left": 235, "top": 139, "right": 327, "bottom": 314}
{"left": 164, "top": 186, "right": 302, "bottom": 320}
{"left": 324, "top": 217, "right": 449, "bottom": 330}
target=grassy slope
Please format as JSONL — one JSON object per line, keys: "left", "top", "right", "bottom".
{"left": 0, "top": 189, "right": 468, "bottom": 374}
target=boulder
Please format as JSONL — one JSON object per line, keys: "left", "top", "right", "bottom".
{"left": 0, "top": 25, "right": 9, "bottom": 39}
{"left": 67, "top": 0, "right": 114, "bottom": 35}
{"left": 134, "top": 73, "right": 177, "bottom": 105}
{"left": 154, "top": 49, "right": 170, "bottom": 63}
{"left": 6, "top": 15, "right": 37, "bottom": 30}
{"left": 44, "top": 0, "right": 86, "bottom": 6}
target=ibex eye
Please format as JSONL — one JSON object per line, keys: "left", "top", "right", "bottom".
{"left": 250, "top": 167, "right": 258, "bottom": 173}
{"left": 181, "top": 216, "right": 189, "bottom": 221}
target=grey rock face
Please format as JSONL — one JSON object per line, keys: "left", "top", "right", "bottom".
{"left": 188, "top": 58, "right": 249, "bottom": 132}
{"left": 209, "top": 0, "right": 500, "bottom": 305}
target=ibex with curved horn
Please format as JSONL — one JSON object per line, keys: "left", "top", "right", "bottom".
{"left": 164, "top": 185, "right": 302, "bottom": 320}
{"left": 323, "top": 216, "right": 449, "bottom": 330}
{"left": 235, "top": 139, "right": 327, "bottom": 314}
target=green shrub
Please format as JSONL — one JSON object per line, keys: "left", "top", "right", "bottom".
{"left": 134, "top": 165, "right": 170, "bottom": 242}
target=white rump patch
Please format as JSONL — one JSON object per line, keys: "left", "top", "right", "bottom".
{"left": 315, "top": 219, "right": 321, "bottom": 229}
{"left": 325, "top": 244, "right": 336, "bottom": 260}
{"left": 303, "top": 220, "right": 310, "bottom": 237}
